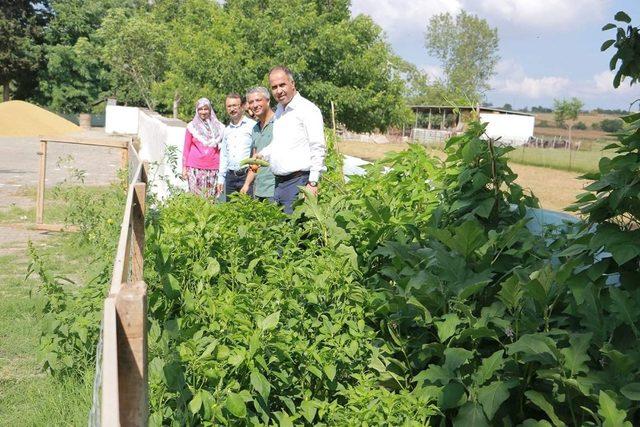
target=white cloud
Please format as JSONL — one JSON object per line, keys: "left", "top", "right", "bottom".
{"left": 351, "top": 0, "right": 609, "bottom": 40}
{"left": 497, "top": 76, "right": 571, "bottom": 98}
{"left": 490, "top": 61, "right": 640, "bottom": 107}
{"left": 590, "top": 70, "right": 638, "bottom": 95}
{"left": 491, "top": 59, "right": 570, "bottom": 98}
{"left": 472, "top": 0, "right": 608, "bottom": 28}
{"left": 350, "top": 0, "right": 461, "bottom": 41}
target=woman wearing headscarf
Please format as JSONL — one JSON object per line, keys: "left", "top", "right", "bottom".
{"left": 182, "top": 98, "right": 225, "bottom": 198}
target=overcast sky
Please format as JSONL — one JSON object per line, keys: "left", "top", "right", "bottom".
{"left": 350, "top": 0, "right": 640, "bottom": 110}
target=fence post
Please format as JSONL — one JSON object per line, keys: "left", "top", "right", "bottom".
{"left": 116, "top": 281, "right": 148, "bottom": 426}
{"left": 36, "top": 140, "right": 48, "bottom": 225}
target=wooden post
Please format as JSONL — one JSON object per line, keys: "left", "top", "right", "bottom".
{"left": 441, "top": 110, "right": 445, "bottom": 130}
{"left": 428, "top": 110, "right": 432, "bottom": 129}
{"left": 330, "top": 101, "right": 338, "bottom": 153}
{"left": 116, "top": 281, "right": 148, "bottom": 426}
{"left": 102, "top": 297, "right": 120, "bottom": 427}
{"left": 131, "top": 183, "right": 146, "bottom": 283}
{"left": 36, "top": 140, "right": 48, "bottom": 225}
{"left": 121, "top": 146, "right": 129, "bottom": 172}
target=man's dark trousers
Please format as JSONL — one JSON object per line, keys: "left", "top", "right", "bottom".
{"left": 274, "top": 171, "right": 309, "bottom": 214}
{"left": 225, "top": 169, "right": 253, "bottom": 196}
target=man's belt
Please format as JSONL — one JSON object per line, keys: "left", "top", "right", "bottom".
{"left": 229, "top": 168, "right": 248, "bottom": 177}
{"left": 275, "top": 170, "right": 308, "bottom": 181}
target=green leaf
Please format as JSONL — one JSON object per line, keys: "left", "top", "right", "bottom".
{"left": 477, "top": 381, "right": 510, "bottom": 420}
{"left": 439, "top": 381, "right": 466, "bottom": 409}
{"left": 323, "top": 364, "right": 336, "bottom": 381}
{"left": 225, "top": 392, "right": 247, "bottom": 418}
{"left": 435, "top": 313, "right": 462, "bottom": 343}
{"left": 614, "top": 11, "right": 631, "bottom": 23}
{"left": 300, "top": 400, "right": 317, "bottom": 423}
{"left": 308, "top": 365, "right": 324, "bottom": 379}
{"left": 474, "top": 197, "right": 495, "bottom": 219}
{"left": 250, "top": 370, "right": 271, "bottom": 401}
{"left": 414, "top": 365, "right": 453, "bottom": 386}
{"left": 507, "top": 334, "right": 558, "bottom": 364}
{"left": 443, "top": 347, "right": 474, "bottom": 371}
{"left": 525, "top": 391, "right": 566, "bottom": 426}
{"left": 598, "top": 391, "right": 632, "bottom": 427}
{"left": 453, "top": 402, "right": 489, "bottom": 427}
{"left": 189, "top": 391, "right": 202, "bottom": 414}
{"left": 609, "top": 288, "right": 640, "bottom": 336}
{"left": 620, "top": 383, "right": 640, "bottom": 401}
{"left": 520, "top": 420, "right": 553, "bottom": 427}
{"left": 258, "top": 311, "right": 280, "bottom": 331}
{"left": 473, "top": 350, "right": 505, "bottom": 386}
{"left": 498, "top": 276, "right": 522, "bottom": 311}
{"left": 601, "top": 39, "right": 616, "bottom": 51}
{"left": 602, "top": 23, "right": 616, "bottom": 31}
{"left": 560, "top": 333, "right": 592, "bottom": 376}
{"left": 162, "top": 273, "right": 181, "bottom": 298}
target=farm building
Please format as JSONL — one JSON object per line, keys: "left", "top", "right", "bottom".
{"left": 410, "top": 105, "right": 535, "bottom": 146}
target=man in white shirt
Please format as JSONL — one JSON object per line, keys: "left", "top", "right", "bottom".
{"left": 219, "top": 93, "right": 256, "bottom": 196}
{"left": 258, "top": 66, "right": 326, "bottom": 213}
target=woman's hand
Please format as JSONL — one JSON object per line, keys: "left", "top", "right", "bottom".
{"left": 181, "top": 167, "right": 188, "bottom": 181}
{"left": 215, "top": 183, "right": 224, "bottom": 196}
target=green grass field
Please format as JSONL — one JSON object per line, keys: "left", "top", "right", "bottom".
{"left": 0, "top": 236, "right": 95, "bottom": 426}
{"left": 0, "top": 185, "right": 120, "bottom": 426}
{"left": 506, "top": 145, "right": 614, "bottom": 174}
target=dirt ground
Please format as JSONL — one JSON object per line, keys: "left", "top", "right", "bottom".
{"left": 338, "top": 139, "right": 586, "bottom": 212}
{"left": 0, "top": 129, "right": 124, "bottom": 254}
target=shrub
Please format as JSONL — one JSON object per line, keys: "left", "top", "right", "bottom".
{"left": 599, "top": 118, "right": 624, "bottom": 132}
{"left": 574, "top": 121, "right": 587, "bottom": 130}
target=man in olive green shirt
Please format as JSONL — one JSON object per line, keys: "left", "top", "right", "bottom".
{"left": 241, "top": 87, "right": 276, "bottom": 201}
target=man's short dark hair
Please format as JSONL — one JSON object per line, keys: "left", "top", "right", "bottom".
{"left": 226, "top": 92, "right": 242, "bottom": 101}
{"left": 268, "top": 66, "right": 295, "bottom": 82}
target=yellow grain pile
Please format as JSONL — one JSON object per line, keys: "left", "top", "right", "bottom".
{"left": 0, "top": 100, "right": 80, "bottom": 137}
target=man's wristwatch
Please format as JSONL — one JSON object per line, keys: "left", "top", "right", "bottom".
{"left": 308, "top": 181, "right": 318, "bottom": 187}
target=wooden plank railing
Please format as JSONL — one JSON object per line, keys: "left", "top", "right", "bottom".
{"left": 98, "top": 143, "right": 149, "bottom": 426}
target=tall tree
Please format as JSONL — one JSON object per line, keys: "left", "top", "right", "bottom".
{"left": 425, "top": 10, "right": 499, "bottom": 102}
{"left": 156, "top": 0, "right": 411, "bottom": 131}
{"left": 0, "top": 1, "right": 51, "bottom": 101}
{"left": 37, "top": 0, "right": 146, "bottom": 112}
{"left": 553, "top": 97, "right": 583, "bottom": 128}
{"left": 98, "top": 9, "right": 168, "bottom": 109}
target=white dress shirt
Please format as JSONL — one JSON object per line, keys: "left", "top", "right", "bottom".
{"left": 219, "top": 116, "right": 256, "bottom": 180}
{"left": 259, "top": 93, "right": 326, "bottom": 182}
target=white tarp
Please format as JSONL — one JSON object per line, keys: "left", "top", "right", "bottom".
{"left": 479, "top": 112, "right": 535, "bottom": 146}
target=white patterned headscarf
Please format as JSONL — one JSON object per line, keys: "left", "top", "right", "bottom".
{"left": 187, "top": 98, "right": 224, "bottom": 147}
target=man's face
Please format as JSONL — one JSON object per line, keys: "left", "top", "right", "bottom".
{"left": 269, "top": 70, "right": 296, "bottom": 106}
{"left": 247, "top": 92, "right": 270, "bottom": 119}
{"left": 225, "top": 97, "right": 243, "bottom": 123}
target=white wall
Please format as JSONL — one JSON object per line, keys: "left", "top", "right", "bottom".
{"left": 479, "top": 113, "right": 535, "bottom": 146}
{"left": 106, "top": 105, "right": 188, "bottom": 199}
{"left": 105, "top": 105, "right": 140, "bottom": 134}
{"left": 136, "top": 110, "right": 188, "bottom": 199}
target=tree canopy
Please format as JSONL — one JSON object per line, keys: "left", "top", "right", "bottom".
{"left": 4, "top": 0, "right": 413, "bottom": 131}
{"left": 553, "top": 97, "right": 583, "bottom": 128}
{"left": 425, "top": 10, "right": 499, "bottom": 103}
{"left": 0, "top": 1, "right": 51, "bottom": 101}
